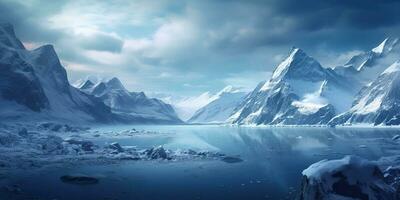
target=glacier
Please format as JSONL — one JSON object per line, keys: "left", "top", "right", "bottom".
{"left": 188, "top": 86, "right": 247, "bottom": 124}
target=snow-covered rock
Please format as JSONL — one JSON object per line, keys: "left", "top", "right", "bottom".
{"left": 107, "top": 142, "right": 124, "bottom": 153}
{"left": 146, "top": 145, "right": 168, "bottom": 159}
{"left": 329, "top": 61, "right": 400, "bottom": 126}
{"left": 63, "top": 138, "right": 94, "bottom": 152}
{"left": 229, "top": 48, "right": 355, "bottom": 125}
{"left": 188, "top": 86, "right": 247, "bottom": 123}
{"left": 76, "top": 77, "right": 182, "bottom": 124}
{"left": 299, "top": 156, "right": 396, "bottom": 200}
{"left": 0, "top": 23, "right": 114, "bottom": 123}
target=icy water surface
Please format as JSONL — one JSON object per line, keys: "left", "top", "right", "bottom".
{"left": 4, "top": 125, "right": 400, "bottom": 200}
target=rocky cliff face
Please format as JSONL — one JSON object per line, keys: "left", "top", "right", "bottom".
{"left": 329, "top": 61, "right": 400, "bottom": 126}
{"left": 229, "top": 48, "right": 354, "bottom": 125}
{"left": 0, "top": 23, "right": 113, "bottom": 123}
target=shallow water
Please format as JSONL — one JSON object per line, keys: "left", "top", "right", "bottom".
{"left": 3, "top": 125, "right": 400, "bottom": 200}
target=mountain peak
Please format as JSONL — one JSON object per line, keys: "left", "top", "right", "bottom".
{"left": 105, "top": 77, "right": 126, "bottom": 90}
{"left": 270, "top": 47, "right": 323, "bottom": 81}
{"left": 79, "top": 79, "right": 95, "bottom": 90}
{"left": 33, "top": 44, "right": 57, "bottom": 58}
{"left": 30, "top": 44, "right": 64, "bottom": 75}
{"left": 372, "top": 37, "right": 399, "bottom": 54}
{"left": 0, "top": 23, "right": 25, "bottom": 49}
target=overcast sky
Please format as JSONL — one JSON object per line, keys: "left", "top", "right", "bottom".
{"left": 1, "top": 0, "right": 400, "bottom": 96}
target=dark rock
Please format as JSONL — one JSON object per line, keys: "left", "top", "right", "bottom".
{"left": 0, "top": 132, "right": 19, "bottom": 146}
{"left": 383, "top": 166, "right": 400, "bottom": 198}
{"left": 185, "top": 149, "right": 197, "bottom": 155}
{"left": 197, "top": 151, "right": 225, "bottom": 157}
{"left": 108, "top": 142, "right": 124, "bottom": 153}
{"left": 40, "top": 135, "right": 64, "bottom": 153}
{"left": 146, "top": 146, "right": 168, "bottom": 159}
{"left": 221, "top": 156, "right": 243, "bottom": 163}
{"left": 17, "top": 128, "right": 28, "bottom": 137}
{"left": 64, "top": 138, "right": 94, "bottom": 152}
{"left": 60, "top": 175, "right": 99, "bottom": 185}
{"left": 299, "top": 156, "right": 396, "bottom": 200}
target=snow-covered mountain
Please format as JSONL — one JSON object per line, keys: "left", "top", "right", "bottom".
{"left": 228, "top": 48, "right": 356, "bottom": 125}
{"left": 329, "top": 61, "right": 400, "bottom": 126}
{"left": 188, "top": 86, "right": 247, "bottom": 123}
{"left": 149, "top": 91, "right": 218, "bottom": 121}
{"left": 0, "top": 23, "right": 114, "bottom": 123}
{"left": 76, "top": 77, "right": 182, "bottom": 124}
{"left": 334, "top": 37, "right": 400, "bottom": 85}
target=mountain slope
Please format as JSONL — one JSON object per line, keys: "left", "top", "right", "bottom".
{"left": 334, "top": 37, "right": 400, "bottom": 85}
{"left": 329, "top": 61, "right": 400, "bottom": 126}
{"left": 188, "top": 86, "right": 247, "bottom": 123}
{"left": 0, "top": 23, "right": 113, "bottom": 123}
{"left": 76, "top": 77, "right": 182, "bottom": 124}
{"left": 229, "top": 48, "right": 356, "bottom": 125}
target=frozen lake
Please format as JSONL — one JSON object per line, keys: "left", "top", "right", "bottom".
{"left": 2, "top": 125, "right": 400, "bottom": 200}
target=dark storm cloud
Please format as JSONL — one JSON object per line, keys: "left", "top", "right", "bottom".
{"left": 272, "top": 0, "right": 400, "bottom": 30}
{"left": 0, "top": 0, "right": 66, "bottom": 43}
{"left": 189, "top": 0, "right": 400, "bottom": 53}
{"left": 0, "top": 0, "right": 399, "bottom": 94}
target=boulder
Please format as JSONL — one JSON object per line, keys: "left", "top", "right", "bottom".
{"left": 146, "top": 146, "right": 168, "bottom": 159}
{"left": 299, "top": 156, "right": 396, "bottom": 200}
{"left": 107, "top": 142, "right": 124, "bottom": 153}
{"left": 64, "top": 138, "right": 94, "bottom": 152}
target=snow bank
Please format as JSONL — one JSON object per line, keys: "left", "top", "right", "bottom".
{"left": 299, "top": 156, "right": 397, "bottom": 200}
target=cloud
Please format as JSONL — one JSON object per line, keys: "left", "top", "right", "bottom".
{"left": 1, "top": 0, "right": 399, "bottom": 97}
{"left": 79, "top": 32, "right": 123, "bottom": 53}
{"left": 0, "top": 0, "right": 65, "bottom": 43}
{"left": 223, "top": 71, "right": 272, "bottom": 92}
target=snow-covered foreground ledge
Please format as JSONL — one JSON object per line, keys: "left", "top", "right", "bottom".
{"left": 299, "top": 155, "right": 400, "bottom": 200}
{"left": 0, "top": 122, "right": 241, "bottom": 171}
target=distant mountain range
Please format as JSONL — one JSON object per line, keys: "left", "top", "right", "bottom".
{"left": 0, "top": 23, "right": 181, "bottom": 124}
{"left": 75, "top": 77, "right": 182, "bottom": 124}
{"left": 1, "top": 22, "right": 400, "bottom": 126}
{"left": 227, "top": 37, "right": 400, "bottom": 126}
